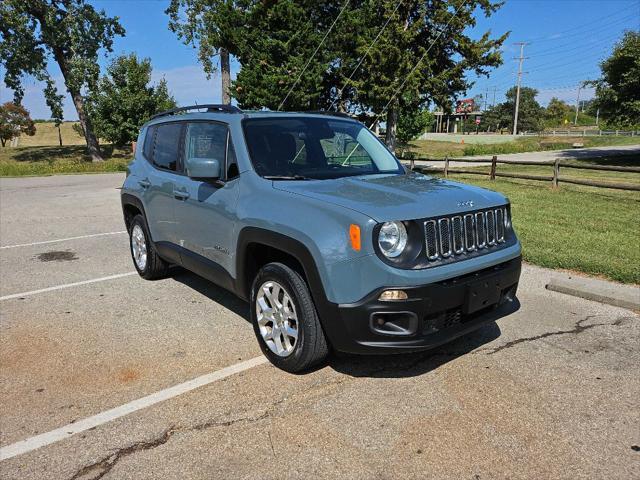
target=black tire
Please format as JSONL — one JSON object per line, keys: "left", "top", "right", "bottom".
{"left": 250, "top": 262, "right": 329, "bottom": 373}
{"left": 129, "top": 214, "right": 169, "bottom": 280}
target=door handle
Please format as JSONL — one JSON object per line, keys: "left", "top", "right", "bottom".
{"left": 138, "top": 179, "right": 151, "bottom": 189}
{"left": 173, "top": 190, "right": 190, "bottom": 200}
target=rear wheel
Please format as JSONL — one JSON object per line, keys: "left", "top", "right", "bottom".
{"left": 250, "top": 262, "right": 329, "bottom": 373}
{"left": 129, "top": 214, "right": 169, "bottom": 280}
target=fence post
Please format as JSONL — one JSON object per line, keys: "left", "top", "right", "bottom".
{"left": 616, "top": 130, "right": 619, "bottom": 136}
{"left": 410, "top": 158, "right": 415, "bottom": 170}
{"left": 444, "top": 156, "right": 449, "bottom": 178}
{"left": 552, "top": 158, "right": 560, "bottom": 189}
{"left": 490, "top": 155, "right": 497, "bottom": 180}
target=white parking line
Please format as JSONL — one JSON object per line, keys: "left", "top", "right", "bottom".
{"left": 0, "top": 272, "right": 137, "bottom": 301}
{"left": 0, "top": 356, "right": 268, "bottom": 461}
{"left": 0, "top": 231, "right": 127, "bottom": 250}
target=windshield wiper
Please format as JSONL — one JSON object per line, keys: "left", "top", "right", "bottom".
{"left": 264, "top": 175, "right": 312, "bottom": 181}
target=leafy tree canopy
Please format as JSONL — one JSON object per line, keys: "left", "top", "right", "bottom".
{"left": 0, "top": 0, "right": 125, "bottom": 160}
{"left": 165, "top": 0, "right": 508, "bottom": 151}
{"left": 483, "top": 86, "right": 543, "bottom": 133}
{"left": 0, "top": 102, "right": 36, "bottom": 147}
{"left": 397, "top": 107, "right": 433, "bottom": 145}
{"left": 589, "top": 31, "right": 640, "bottom": 128}
{"left": 85, "top": 54, "right": 177, "bottom": 147}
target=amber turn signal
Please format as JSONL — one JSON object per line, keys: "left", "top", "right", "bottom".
{"left": 349, "top": 224, "right": 361, "bottom": 251}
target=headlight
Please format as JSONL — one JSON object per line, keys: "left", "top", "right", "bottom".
{"left": 378, "top": 221, "right": 408, "bottom": 258}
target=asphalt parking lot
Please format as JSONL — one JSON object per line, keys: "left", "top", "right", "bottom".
{"left": 1, "top": 173, "right": 638, "bottom": 479}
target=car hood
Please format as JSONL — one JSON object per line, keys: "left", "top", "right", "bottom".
{"left": 273, "top": 173, "right": 508, "bottom": 222}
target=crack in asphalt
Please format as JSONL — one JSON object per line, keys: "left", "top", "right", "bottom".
{"left": 67, "top": 315, "right": 631, "bottom": 479}
{"left": 68, "top": 411, "right": 272, "bottom": 480}
{"left": 478, "top": 315, "right": 623, "bottom": 355}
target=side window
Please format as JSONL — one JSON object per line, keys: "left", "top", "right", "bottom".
{"left": 227, "top": 134, "right": 239, "bottom": 179}
{"left": 184, "top": 122, "right": 228, "bottom": 176}
{"left": 153, "top": 123, "right": 182, "bottom": 171}
{"left": 143, "top": 125, "right": 156, "bottom": 160}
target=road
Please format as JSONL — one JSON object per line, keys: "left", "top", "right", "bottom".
{"left": 0, "top": 173, "right": 638, "bottom": 479}
{"left": 413, "top": 143, "right": 640, "bottom": 169}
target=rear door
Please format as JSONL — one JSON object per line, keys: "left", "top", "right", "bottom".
{"left": 172, "top": 121, "right": 240, "bottom": 277}
{"left": 140, "top": 122, "right": 183, "bottom": 248}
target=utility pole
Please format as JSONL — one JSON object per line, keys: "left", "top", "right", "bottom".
{"left": 484, "top": 87, "right": 489, "bottom": 111}
{"left": 574, "top": 85, "right": 581, "bottom": 125}
{"left": 512, "top": 43, "right": 528, "bottom": 136}
{"left": 492, "top": 86, "right": 497, "bottom": 108}
{"left": 595, "top": 107, "right": 600, "bottom": 126}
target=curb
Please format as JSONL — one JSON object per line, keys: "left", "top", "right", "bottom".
{"left": 546, "top": 277, "right": 640, "bottom": 311}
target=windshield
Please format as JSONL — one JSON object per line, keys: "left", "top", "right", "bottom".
{"left": 243, "top": 117, "right": 403, "bottom": 179}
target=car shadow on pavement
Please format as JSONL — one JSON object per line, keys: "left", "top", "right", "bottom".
{"left": 326, "top": 322, "right": 501, "bottom": 379}
{"left": 171, "top": 269, "right": 250, "bottom": 322}
{"left": 171, "top": 268, "right": 502, "bottom": 379}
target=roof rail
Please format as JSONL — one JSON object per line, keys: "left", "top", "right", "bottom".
{"left": 303, "top": 110, "right": 352, "bottom": 119}
{"left": 149, "top": 104, "right": 242, "bottom": 120}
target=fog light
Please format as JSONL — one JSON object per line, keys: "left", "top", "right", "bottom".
{"left": 378, "top": 289, "right": 408, "bottom": 301}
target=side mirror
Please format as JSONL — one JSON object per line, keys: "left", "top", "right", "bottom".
{"left": 186, "top": 157, "right": 221, "bottom": 180}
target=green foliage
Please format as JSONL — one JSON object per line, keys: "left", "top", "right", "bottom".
{"left": 165, "top": 0, "right": 508, "bottom": 150}
{"left": 544, "top": 97, "right": 573, "bottom": 128}
{"left": 0, "top": 0, "right": 125, "bottom": 160}
{"left": 0, "top": 102, "right": 36, "bottom": 147}
{"left": 482, "top": 86, "right": 543, "bottom": 133}
{"left": 85, "top": 54, "right": 177, "bottom": 146}
{"left": 397, "top": 107, "right": 433, "bottom": 144}
{"left": 589, "top": 31, "right": 640, "bottom": 128}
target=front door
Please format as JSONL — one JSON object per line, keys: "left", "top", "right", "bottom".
{"left": 172, "top": 121, "right": 240, "bottom": 278}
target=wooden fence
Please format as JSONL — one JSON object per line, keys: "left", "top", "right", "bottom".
{"left": 399, "top": 156, "right": 640, "bottom": 192}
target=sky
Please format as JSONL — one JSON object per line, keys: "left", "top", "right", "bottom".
{"left": 1, "top": 0, "right": 639, "bottom": 120}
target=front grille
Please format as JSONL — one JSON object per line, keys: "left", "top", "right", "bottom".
{"left": 424, "top": 207, "right": 508, "bottom": 263}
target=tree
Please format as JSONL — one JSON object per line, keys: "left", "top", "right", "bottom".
{"left": 85, "top": 54, "right": 177, "bottom": 147}
{"left": 0, "top": 102, "right": 36, "bottom": 147}
{"left": 0, "top": 1, "right": 125, "bottom": 161}
{"left": 544, "top": 97, "right": 572, "bottom": 128}
{"left": 589, "top": 31, "right": 640, "bottom": 128}
{"left": 483, "top": 86, "right": 543, "bottom": 133}
{"left": 397, "top": 106, "right": 433, "bottom": 146}
{"left": 166, "top": 0, "right": 241, "bottom": 105}
{"left": 166, "top": 1, "right": 508, "bottom": 152}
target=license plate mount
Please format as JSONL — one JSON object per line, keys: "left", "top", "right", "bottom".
{"left": 464, "top": 278, "right": 501, "bottom": 315}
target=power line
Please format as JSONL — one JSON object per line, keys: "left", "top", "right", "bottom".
{"left": 328, "top": 0, "right": 403, "bottom": 111}
{"left": 277, "top": 0, "right": 351, "bottom": 111}
{"left": 369, "top": 0, "right": 468, "bottom": 129}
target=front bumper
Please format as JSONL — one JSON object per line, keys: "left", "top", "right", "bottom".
{"left": 320, "top": 257, "right": 521, "bottom": 354}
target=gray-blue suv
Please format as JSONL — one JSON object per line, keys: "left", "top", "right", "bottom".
{"left": 121, "top": 105, "right": 522, "bottom": 372}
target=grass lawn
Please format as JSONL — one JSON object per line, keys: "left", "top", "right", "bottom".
{"left": 404, "top": 135, "right": 640, "bottom": 159}
{"left": 415, "top": 157, "right": 640, "bottom": 284}
{"left": 0, "top": 145, "right": 131, "bottom": 176}
{"left": 19, "top": 121, "right": 86, "bottom": 147}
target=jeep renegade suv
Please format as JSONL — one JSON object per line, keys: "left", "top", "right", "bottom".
{"left": 122, "top": 105, "right": 522, "bottom": 372}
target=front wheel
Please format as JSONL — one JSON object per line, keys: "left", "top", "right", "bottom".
{"left": 250, "top": 263, "right": 329, "bottom": 373}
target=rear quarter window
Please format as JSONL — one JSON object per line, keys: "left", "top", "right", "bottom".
{"left": 142, "top": 126, "right": 156, "bottom": 160}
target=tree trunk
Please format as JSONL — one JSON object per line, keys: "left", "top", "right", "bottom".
{"left": 57, "top": 124, "right": 62, "bottom": 146}
{"left": 70, "top": 90, "right": 103, "bottom": 162}
{"left": 220, "top": 48, "right": 231, "bottom": 105}
{"left": 385, "top": 103, "right": 399, "bottom": 154}
{"left": 1, "top": 138, "right": 5, "bottom": 147}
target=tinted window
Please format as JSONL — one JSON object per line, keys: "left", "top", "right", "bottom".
{"left": 143, "top": 126, "right": 156, "bottom": 160}
{"left": 184, "top": 122, "right": 227, "bottom": 170}
{"left": 153, "top": 123, "right": 182, "bottom": 171}
{"left": 227, "top": 135, "right": 239, "bottom": 178}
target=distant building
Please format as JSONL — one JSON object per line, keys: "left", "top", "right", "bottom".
{"left": 433, "top": 98, "right": 483, "bottom": 133}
